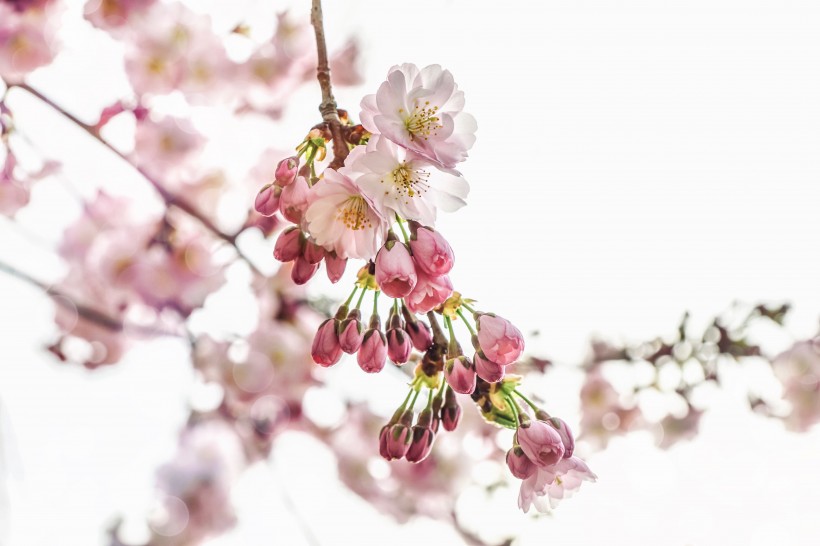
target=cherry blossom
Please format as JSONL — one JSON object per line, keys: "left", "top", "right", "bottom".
{"left": 360, "top": 63, "right": 477, "bottom": 169}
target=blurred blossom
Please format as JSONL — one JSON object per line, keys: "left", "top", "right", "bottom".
{"left": 772, "top": 338, "right": 820, "bottom": 432}
{"left": 578, "top": 365, "right": 644, "bottom": 450}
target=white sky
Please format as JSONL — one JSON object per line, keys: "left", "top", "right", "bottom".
{"left": 2, "top": 0, "right": 820, "bottom": 544}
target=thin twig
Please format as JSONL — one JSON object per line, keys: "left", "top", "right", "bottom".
{"left": 0, "top": 259, "right": 183, "bottom": 338}
{"left": 5, "top": 81, "right": 263, "bottom": 277}
{"left": 310, "top": 0, "right": 349, "bottom": 169}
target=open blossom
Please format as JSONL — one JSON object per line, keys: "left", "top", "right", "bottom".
{"left": 0, "top": 5, "right": 57, "bottom": 79}
{"left": 84, "top": 0, "right": 156, "bottom": 30}
{"left": 518, "top": 456, "right": 597, "bottom": 513}
{"left": 133, "top": 115, "right": 204, "bottom": 176}
{"left": 346, "top": 136, "right": 468, "bottom": 225}
{"left": 303, "top": 168, "right": 387, "bottom": 260}
{"left": 360, "top": 64, "right": 477, "bottom": 169}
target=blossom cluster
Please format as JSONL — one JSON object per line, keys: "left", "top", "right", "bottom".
{"left": 253, "top": 62, "right": 595, "bottom": 512}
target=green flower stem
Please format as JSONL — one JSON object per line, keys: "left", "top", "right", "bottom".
{"left": 456, "top": 308, "right": 477, "bottom": 336}
{"left": 513, "top": 389, "right": 539, "bottom": 412}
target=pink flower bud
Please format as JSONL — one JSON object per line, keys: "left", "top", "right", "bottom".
{"left": 378, "top": 425, "right": 391, "bottom": 459}
{"left": 385, "top": 423, "right": 412, "bottom": 460}
{"left": 273, "top": 227, "right": 302, "bottom": 262}
{"left": 474, "top": 350, "right": 505, "bottom": 383}
{"left": 291, "top": 255, "right": 319, "bottom": 285}
{"left": 303, "top": 238, "right": 325, "bottom": 264}
{"left": 274, "top": 156, "right": 299, "bottom": 187}
{"left": 358, "top": 328, "right": 387, "bottom": 373}
{"left": 506, "top": 447, "right": 537, "bottom": 479}
{"left": 325, "top": 251, "right": 346, "bottom": 283}
{"left": 445, "top": 356, "right": 476, "bottom": 394}
{"left": 410, "top": 225, "right": 454, "bottom": 276}
{"left": 254, "top": 184, "right": 281, "bottom": 217}
{"left": 280, "top": 175, "right": 310, "bottom": 224}
{"left": 404, "top": 271, "right": 453, "bottom": 314}
{"left": 406, "top": 319, "right": 433, "bottom": 351}
{"left": 549, "top": 417, "right": 575, "bottom": 458}
{"left": 386, "top": 326, "right": 412, "bottom": 364}
{"left": 375, "top": 241, "right": 417, "bottom": 298}
{"left": 441, "top": 402, "right": 461, "bottom": 432}
{"left": 476, "top": 313, "right": 525, "bottom": 366}
{"left": 406, "top": 426, "right": 435, "bottom": 463}
{"left": 517, "top": 420, "right": 565, "bottom": 468}
{"left": 311, "top": 318, "right": 342, "bottom": 367}
{"left": 339, "top": 310, "right": 364, "bottom": 354}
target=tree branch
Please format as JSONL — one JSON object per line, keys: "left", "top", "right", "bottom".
{"left": 5, "top": 82, "right": 263, "bottom": 277}
{"left": 310, "top": 0, "right": 349, "bottom": 169}
{"left": 0, "top": 259, "right": 183, "bottom": 338}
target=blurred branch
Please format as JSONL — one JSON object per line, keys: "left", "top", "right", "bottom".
{"left": 310, "top": 0, "right": 349, "bottom": 169}
{"left": 0, "top": 259, "right": 184, "bottom": 338}
{"left": 3, "top": 81, "right": 263, "bottom": 277}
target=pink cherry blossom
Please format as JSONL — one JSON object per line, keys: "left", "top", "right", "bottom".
{"left": 476, "top": 313, "right": 524, "bottom": 366}
{"left": 409, "top": 224, "right": 454, "bottom": 276}
{"left": 386, "top": 326, "right": 412, "bottom": 364}
{"left": 303, "top": 168, "right": 388, "bottom": 260}
{"left": 549, "top": 418, "right": 575, "bottom": 458}
{"left": 0, "top": 7, "right": 56, "bottom": 79}
{"left": 133, "top": 115, "right": 204, "bottom": 177}
{"left": 518, "top": 456, "right": 597, "bottom": 513}
{"left": 275, "top": 156, "right": 299, "bottom": 186}
{"left": 405, "top": 318, "right": 433, "bottom": 351}
{"left": 517, "top": 420, "right": 565, "bottom": 467}
{"left": 345, "top": 135, "right": 468, "bottom": 225}
{"left": 375, "top": 240, "right": 417, "bottom": 298}
{"left": 404, "top": 270, "right": 452, "bottom": 314}
{"left": 405, "top": 426, "right": 435, "bottom": 463}
{"left": 360, "top": 63, "right": 477, "bottom": 169}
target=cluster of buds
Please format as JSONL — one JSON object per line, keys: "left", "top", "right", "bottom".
{"left": 253, "top": 62, "right": 595, "bottom": 513}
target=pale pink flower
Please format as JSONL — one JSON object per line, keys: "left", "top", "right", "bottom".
{"left": 518, "top": 456, "right": 597, "bottom": 513}
{"left": 84, "top": 0, "right": 156, "bottom": 30}
{"left": 772, "top": 339, "right": 820, "bottom": 432}
{"left": 328, "top": 39, "right": 364, "bottom": 86}
{"left": 360, "top": 63, "right": 477, "bottom": 169}
{"left": 133, "top": 115, "right": 204, "bottom": 177}
{"left": 517, "top": 420, "right": 565, "bottom": 468}
{"left": 0, "top": 8, "right": 56, "bottom": 79}
{"left": 375, "top": 240, "right": 417, "bottom": 298}
{"left": 345, "top": 136, "right": 468, "bottom": 225}
{"left": 303, "top": 169, "right": 388, "bottom": 260}
{"left": 476, "top": 313, "right": 524, "bottom": 366}
{"left": 0, "top": 149, "right": 29, "bottom": 217}
{"left": 404, "top": 270, "right": 452, "bottom": 314}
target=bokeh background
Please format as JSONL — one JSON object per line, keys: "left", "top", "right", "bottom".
{"left": 2, "top": 0, "right": 819, "bottom": 544}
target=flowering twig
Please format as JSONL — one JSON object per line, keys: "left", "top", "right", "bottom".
{"left": 310, "top": 0, "right": 349, "bottom": 169}
{"left": 3, "top": 81, "right": 263, "bottom": 277}
{"left": 0, "top": 259, "right": 183, "bottom": 338}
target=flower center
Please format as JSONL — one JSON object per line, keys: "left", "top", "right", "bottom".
{"left": 401, "top": 101, "right": 442, "bottom": 141}
{"left": 383, "top": 162, "right": 430, "bottom": 202}
{"left": 336, "top": 196, "right": 372, "bottom": 231}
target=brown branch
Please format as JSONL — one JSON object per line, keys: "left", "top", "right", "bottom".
{"left": 6, "top": 82, "right": 263, "bottom": 277}
{"left": 310, "top": 0, "right": 349, "bottom": 169}
{"left": 0, "top": 259, "right": 183, "bottom": 338}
